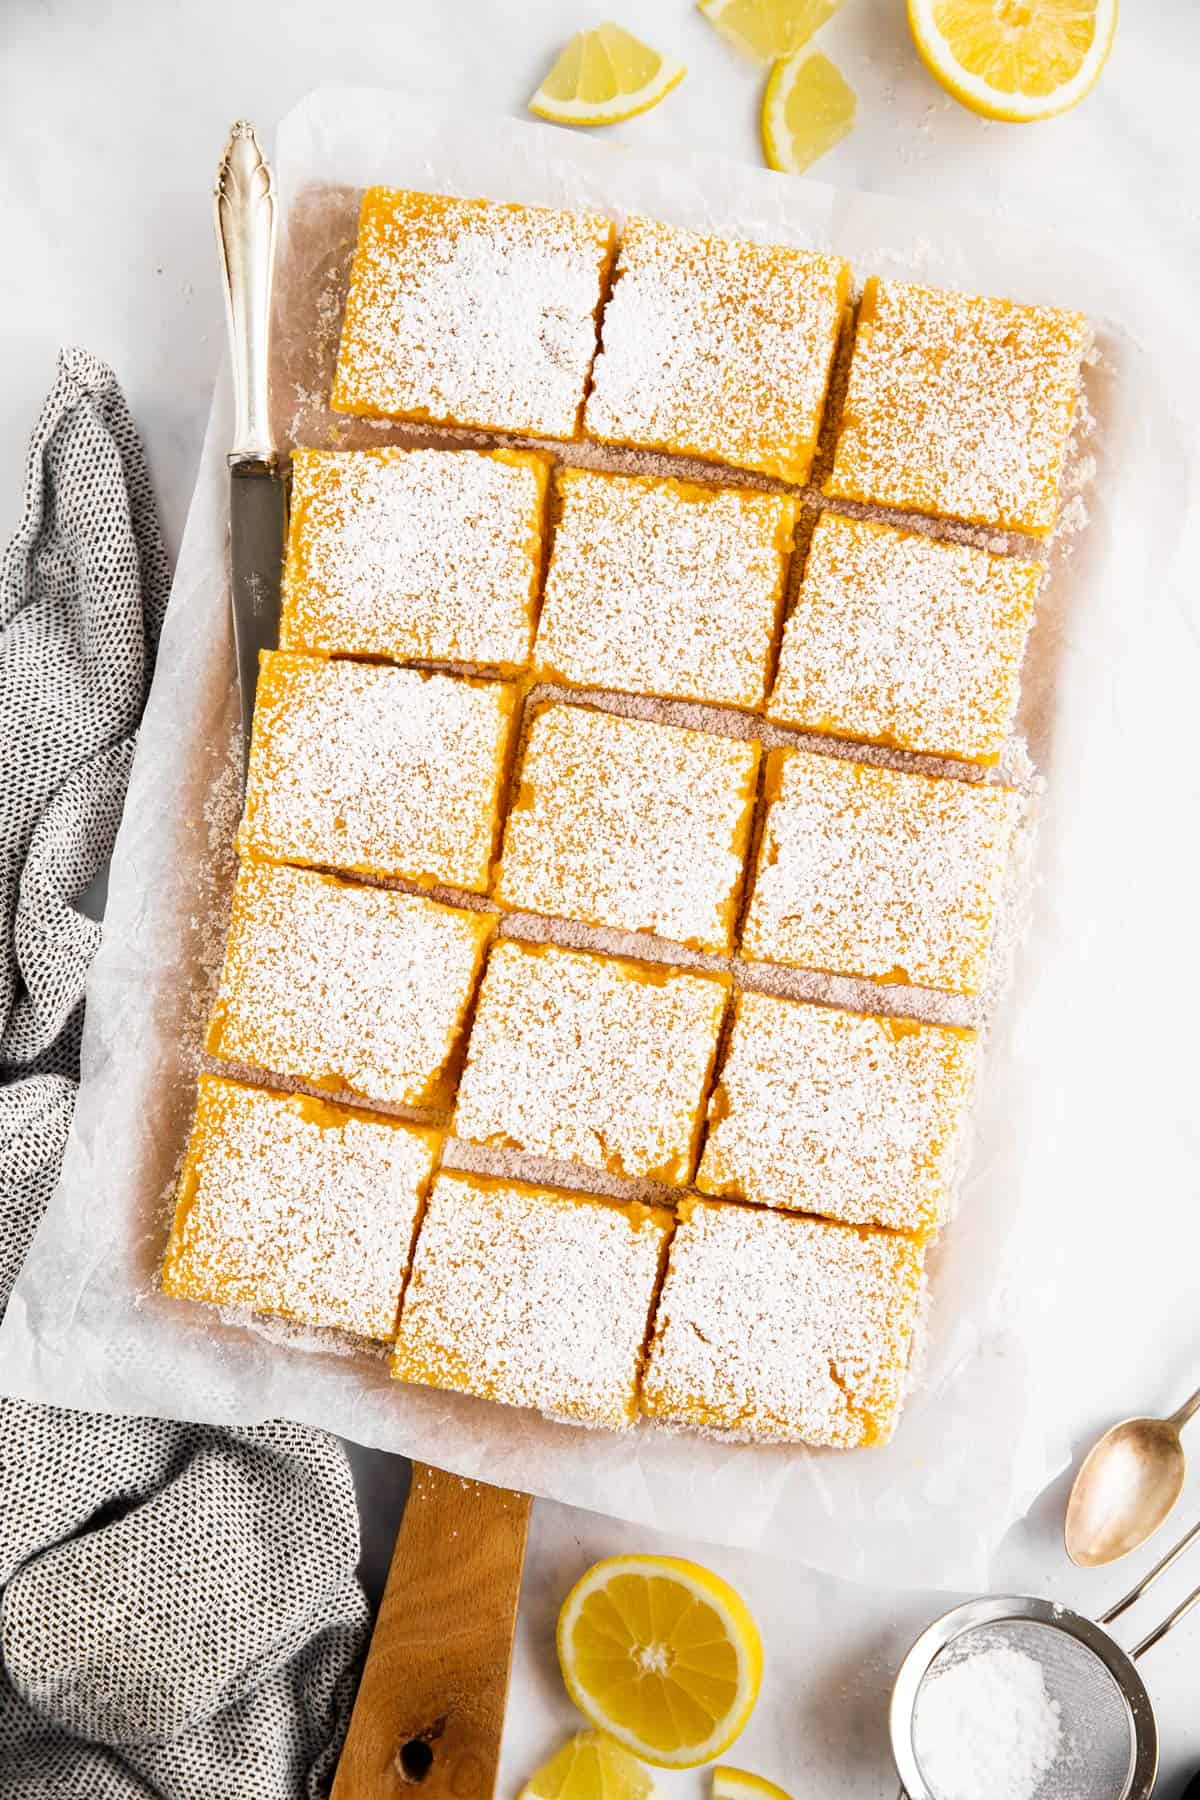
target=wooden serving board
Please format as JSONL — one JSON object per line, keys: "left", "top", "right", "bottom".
{"left": 332, "top": 1463, "right": 532, "bottom": 1800}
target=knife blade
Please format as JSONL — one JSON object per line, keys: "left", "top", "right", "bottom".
{"left": 214, "top": 120, "right": 285, "bottom": 767}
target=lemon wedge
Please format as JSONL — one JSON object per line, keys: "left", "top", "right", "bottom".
{"left": 529, "top": 25, "right": 686, "bottom": 127}
{"left": 761, "top": 47, "right": 856, "bottom": 172}
{"left": 519, "top": 1730, "right": 663, "bottom": 1800}
{"left": 907, "top": 0, "right": 1117, "bottom": 122}
{"left": 712, "top": 1768, "right": 794, "bottom": 1800}
{"left": 698, "top": 0, "right": 842, "bottom": 63}
{"left": 556, "top": 1554, "right": 763, "bottom": 1769}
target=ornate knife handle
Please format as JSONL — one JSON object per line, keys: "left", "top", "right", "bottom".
{"left": 214, "top": 120, "right": 277, "bottom": 465}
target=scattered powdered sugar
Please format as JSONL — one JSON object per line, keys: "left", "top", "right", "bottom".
{"left": 495, "top": 702, "right": 759, "bottom": 954}
{"left": 642, "top": 1198, "right": 926, "bottom": 1447}
{"left": 698, "top": 990, "right": 977, "bottom": 1238}
{"left": 207, "top": 859, "right": 493, "bottom": 1107}
{"left": 240, "top": 652, "right": 515, "bottom": 892}
{"left": 585, "top": 216, "right": 849, "bottom": 483}
{"left": 743, "top": 748, "right": 1018, "bottom": 995}
{"left": 393, "top": 1172, "right": 671, "bottom": 1430}
{"left": 332, "top": 189, "right": 614, "bottom": 439}
{"left": 534, "top": 468, "right": 794, "bottom": 710}
{"left": 828, "top": 279, "right": 1089, "bottom": 536}
{"left": 913, "top": 1637, "right": 1063, "bottom": 1800}
{"left": 280, "top": 445, "right": 545, "bottom": 669}
{"left": 452, "top": 940, "right": 728, "bottom": 1185}
{"left": 769, "top": 512, "right": 1041, "bottom": 765}
{"left": 163, "top": 1077, "right": 438, "bottom": 1340}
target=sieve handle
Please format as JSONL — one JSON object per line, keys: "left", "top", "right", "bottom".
{"left": 1101, "top": 1514, "right": 1200, "bottom": 1631}
{"left": 1129, "top": 1573, "right": 1200, "bottom": 1661}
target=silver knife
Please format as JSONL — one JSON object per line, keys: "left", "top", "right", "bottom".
{"left": 213, "top": 120, "right": 286, "bottom": 769}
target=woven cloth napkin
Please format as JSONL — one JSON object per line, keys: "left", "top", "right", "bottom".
{"left": 0, "top": 349, "right": 370, "bottom": 1799}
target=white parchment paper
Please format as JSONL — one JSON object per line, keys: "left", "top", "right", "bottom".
{"left": 3, "top": 85, "right": 1198, "bottom": 1590}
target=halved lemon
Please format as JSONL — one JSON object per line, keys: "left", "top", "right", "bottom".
{"left": 519, "top": 1730, "right": 663, "bottom": 1800}
{"left": 761, "top": 47, "right": 856, "bottom": 173}
{"left": 556, "top": 1554, "right": 763, "bottom": 1769}
{"left": 529, "top": 25, "right": 686, "bottom": 127}
{"left": 907, "top": 0, "right": 1117, "bottom": 122}
{"left": 712, "top": 1768, "right": 794, "bottom": 1800}
{"left": 698, "top": 0, "right": 843, "bottom": 63}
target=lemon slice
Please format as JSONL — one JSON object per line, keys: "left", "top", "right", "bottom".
{"left": 556, "top": 1554, "right": 763, "bottom": 1769}
{"left": 761, "top": 47, "right": 856, "bottom": 173}
{"left": 712, "top": 1768, "right": 794, "bottom": 1800}
{"left": 907, "top": 0, "right": 1117, "bottom": 122}
{"left": 529, "top": 25, "right": 686, "bottom": 127}
{"left": 519, "top": 1730, "right": 663, "bottom": 1800}
{"left": 698, "top": 0, "right": 843, "bottom": 63}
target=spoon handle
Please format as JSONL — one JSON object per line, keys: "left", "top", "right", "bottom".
{"left": 1169, "top": 1385, "right": 1200, "bottom": 1431}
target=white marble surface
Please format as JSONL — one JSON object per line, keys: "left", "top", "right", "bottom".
{"left": 4, "top": 2, "right": 1200, "bottom": 1793}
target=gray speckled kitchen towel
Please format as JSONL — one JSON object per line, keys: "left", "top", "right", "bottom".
{"left": 0, "top": 350, "right": 370, "bottom": 1800}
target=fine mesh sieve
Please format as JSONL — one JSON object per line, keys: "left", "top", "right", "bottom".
{"left": 890, "top": 1598, "right": 1156, "bottom": 1800}
{"left": 891, "top": 1516, "right": 1200, "bottom": 1800}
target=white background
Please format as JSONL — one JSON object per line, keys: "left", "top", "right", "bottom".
{"left": 4, "top": 3, "right": 1200, "bottom": 1794}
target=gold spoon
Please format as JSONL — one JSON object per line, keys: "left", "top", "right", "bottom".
{"left": 1066, "top": 1386, "right": 1200, "bottom": 1567}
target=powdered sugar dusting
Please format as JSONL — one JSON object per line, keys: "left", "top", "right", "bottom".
{"left": 743, "top": 748, "right": 1018, "bottom": 994}
{"left": 453, "top": 941, "right": 728, "bottom": 1185}
{"left": 239, "top": 652, "right": 515, "bottom": 891}
{"left": 332, "top": 188, "right": 614, "bottom": 439}
{"left": 913, "top": 1637, "right": 1064, "bottom": 1800}
{"left": 207, "top": 858, "right": 493, "bottom": 1106}
{"left": 585, "top": 216, "right": 849, "bottom": 483}
{"left": 163, "top": 1077, "right": 438, "bottom": 1339}
{"left": 698, "top": 990, "right": 977, "bottom": 1237}
{"left": 280, "top": 445, "right": 546, "bottom": 669}
{"left": 828, "top": 279, "right": 1089, "bottom": 535}
{"left": 534, "top": 468, "right": 795, "bottom": 709}
{"left": 642, "top": 1198, "right": 925, "bottom": 1446}
{"left": 769, "top": 513, "right": 1041, "bottom": 764}
{"left": 394, "top": 1171, "right": 671, "bottom": 1430}
{"left": 495, "top": 702, "right": 760, "bottom": 953}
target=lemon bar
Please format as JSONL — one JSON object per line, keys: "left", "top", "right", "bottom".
{"left": 280, "top": 447, "right": 549, "bottom": 673}
{"left": 584, "top": 216, "right": 850, "bottom": 483}
{"left": 698, "top": 991, "right": 976, "bottom": 1238}
{"left": 641, "top": 1197, "right": 925, "bottom": 1446}
{"left": 392, "top": 1172, "right": 672, "bottom": 1430}
{"left": 239, "top": 652, "right": 517, "bottom": 892}
{"left": 826, "top": 277, "right": 1089, "bottom": 536}
{"left": 494, "top": 703, "right": 760, "bottom": 953}
{"left": 206, "top": 858, "right": 494, "bottom": 1108}
{"left": 742, "top": 748, "right": 1015, "bottom": 995}
{"left": 454, "top": 941, "right": 729, "bottom": 1184}
{"left": 162, "top": 1076, "right": 439, "bottom": 1339}
{"left": 332, "top": 188, "right": 615, "bottom": 439}
{"left": 533, "top": 469, "right": 796, "bottom": 710}
{"left": 768, "top": 514, "right": 1041, "bottom": 766}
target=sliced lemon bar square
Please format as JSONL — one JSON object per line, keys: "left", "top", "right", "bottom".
{"left": 768, "top": 512, "right": 1041, "bottom": 765}
{"left": 697, "top": 990, "right": 976, "bottom": 1238}
{"left": 392, "top": 1172, "right": 672, "bottom": 1430}
{"left": 162, "top": 1076, "right": 439, "bottom": 1339}
{"left": 453, "top": 941, "right": 729, "bottom": 1185}
{"left": 494, "top": 703, "right": 760, "bottom": 954}
{"left": 239, "top": 652, "right": 518, "bottom": 892}
{"left": 741, "top": 747, "right": 1016, "bottom": 995}
{"left": 332, "top": 188, "right": 615, "bottom": 440}
{"left": 826, "top": 277, "right": 1088, "bottom": 536}
{"left": 533, "top": 468, "right": 796, "bottom": 710}
{"left": 641, "top": 1197, "right": 925, "bottom": 1446}
{"left": 206, "top": 858, "right": 495, "bottom": 1109}
{"left": 280, "top": 446, "right": 549, "bottom": 673}
{"left": 584, "top": 216, "right": 850, "bottom": 483}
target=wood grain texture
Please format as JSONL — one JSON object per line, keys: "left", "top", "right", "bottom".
{"left": 332, "top": 1461, "right": 532, "bottom": 1800}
